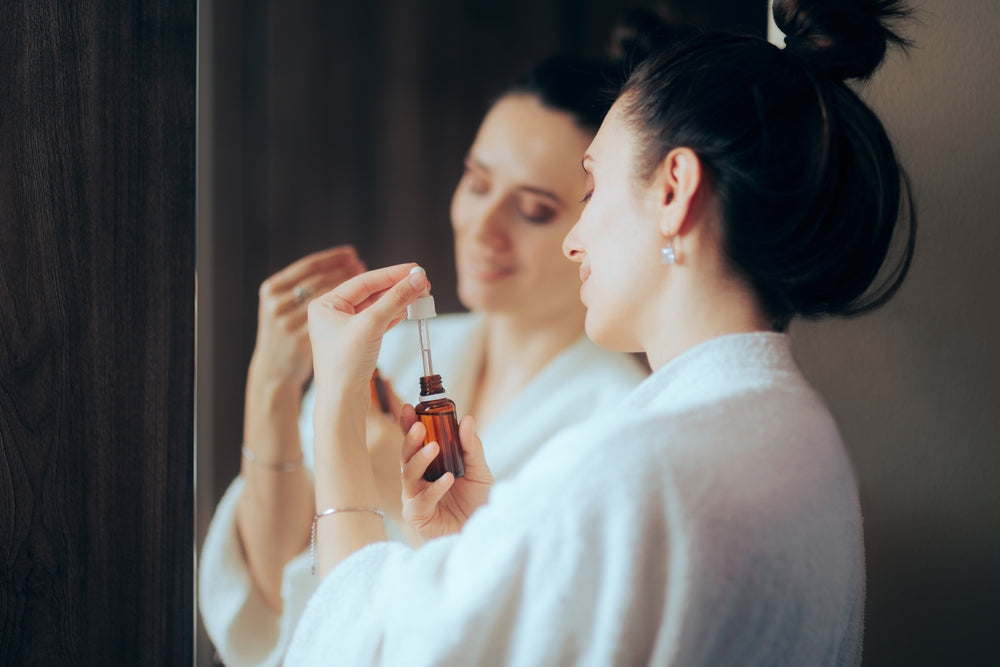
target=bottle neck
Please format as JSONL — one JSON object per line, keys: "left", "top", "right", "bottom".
{"left": 418, "top": 374, "right": 447, "bottom": 400}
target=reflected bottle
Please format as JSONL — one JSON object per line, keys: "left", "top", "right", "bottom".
{"left": 369, "top": 368, "right": 391, "bottom": 415}
{"left": 416, "top": 374, "right": 464, "bottom": 482}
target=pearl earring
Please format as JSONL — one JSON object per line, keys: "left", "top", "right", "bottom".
{"left": 661, "top": 241, "right": 676, "bottom": 265}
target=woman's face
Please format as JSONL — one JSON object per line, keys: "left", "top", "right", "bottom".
{"left": 450, "top": 94, "right": 592, "bottom": 322}
{"left": 562, "top": 102, "right": 665, "bottom": 352}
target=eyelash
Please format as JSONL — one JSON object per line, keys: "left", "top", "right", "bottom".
{"left": 520, "top": 207, "right": 556, "bottom": 224}
{"left": 580, "top": 190, "right": 593, "bottom": 204}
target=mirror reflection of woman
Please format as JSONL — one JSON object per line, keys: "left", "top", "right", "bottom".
{"left": 285, "top": 1, "right": 917, "bottom": 664}
{"left": 199, "top": 53, "right": 649, "bottom": 666}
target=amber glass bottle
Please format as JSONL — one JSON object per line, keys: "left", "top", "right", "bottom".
{"left": 416, "top": 374, "right": 465, "bottom": 482}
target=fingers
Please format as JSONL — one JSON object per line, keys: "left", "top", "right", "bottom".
{"left": 268, "top": 245, "right": 362, "bottom": 292}
{"left": 455, "top": 416, "right": 493, "bottom": 485}
{"left": 457, "top": 416, "right": 486, "bottom": 465}
{"left": 402, "top": 473, "right": 454, "bottom": 529}
{"left": 329, "top": 263, "right": 418, "bottom": 306}
{"left": 399, "top": 403, "right": 417, "bottom": 435}
{"left": 400, "top": 420, "right": 449, "bottom": 498}
{"left": 400, "top": 420, "right": 428, "bottom": 487}
{"left": 259, "top": 246, "right": 366, "bottom": 319}
{"left": 311, "top": 265, "right": 430, "bottom": 338}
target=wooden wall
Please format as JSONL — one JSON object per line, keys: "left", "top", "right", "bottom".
{"left": 0, "top": 1, "right": 195, "bottom": 664}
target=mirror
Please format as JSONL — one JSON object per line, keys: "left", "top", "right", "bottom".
{"left": 195, "top": 1, "right": 765, "bottom": 662}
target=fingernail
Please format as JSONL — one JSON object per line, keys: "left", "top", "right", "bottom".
{"left": 409, "top": 266, "right": 427, "bottom": 289}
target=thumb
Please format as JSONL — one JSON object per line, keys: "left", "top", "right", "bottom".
{"left": 366, "top": 266, "right": 431, "bottom": 333}
{"left": 458, "top": 416, "right": 491, "bottom": 478}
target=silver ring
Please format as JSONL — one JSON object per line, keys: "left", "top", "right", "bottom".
{"left": 293, "top": 285, "right": 311, "bottom": 304}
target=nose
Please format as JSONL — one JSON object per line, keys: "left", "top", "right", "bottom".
{"left": 465, "top": 195, "right": 509, "bottom": 250}
{"left": 562, "top": 219, "right": 583, "bottom": 262}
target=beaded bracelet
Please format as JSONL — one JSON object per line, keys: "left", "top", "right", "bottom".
{"left": 241, "top": 446, "right": 303, "bottom": 472}
{"left": 310, "top": 506, "right": 386, "bottom": 575}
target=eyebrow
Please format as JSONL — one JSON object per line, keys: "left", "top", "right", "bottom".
{"left": 467, "top": 156, "right": 565, "bottom": 206}
{"left": 520, "top": 186, "right": 564, "bottom": 206}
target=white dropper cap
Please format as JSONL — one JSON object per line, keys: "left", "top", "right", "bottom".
{"left": 406, "top": 267, "right": 437, "bottom": 320}
{"left": 406, "top": 296, "right": 436, "bottom": 320}
{"left": 406, "top": 267, "right": 437, "bottom": 377}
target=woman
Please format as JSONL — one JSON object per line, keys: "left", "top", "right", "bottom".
{"left": 287, "top": 1, "right": 916, "bottom": 664}
{"left": 198, "top": 55, "right": 648, "bottom": 666}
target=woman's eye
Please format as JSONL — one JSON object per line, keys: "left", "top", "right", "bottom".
{"left": 461, "top": 168, "right": 489, "bottom": 195}
{"left": 520, "top": 204, "right": 557, "bottom": 225}
{"left": 580, "top": 190, "right": 593, "bottom": 204}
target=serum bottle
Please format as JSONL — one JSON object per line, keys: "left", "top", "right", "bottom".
{"left": 407, "top": 286, "right": 465, "bottom": 482}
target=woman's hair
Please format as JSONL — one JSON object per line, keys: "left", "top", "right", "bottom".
{"left": 501, "top": 55, "right": 623, "bottom": 135}
{"left": 621, "top": 0, "right": 917, "bottom": 331}
{"left": 499, "top": 9, "right": 678, "bottom": 135}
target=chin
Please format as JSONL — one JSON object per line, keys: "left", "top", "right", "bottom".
{"left": 584, "top": 311, "right": 636, "bottom": 353}
{"left": 457, "top": 281, "right": 513, "bottom": 313}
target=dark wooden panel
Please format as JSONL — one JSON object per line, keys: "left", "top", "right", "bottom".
{"left": 0, "top": 1, "right": 195, "bottom": 663}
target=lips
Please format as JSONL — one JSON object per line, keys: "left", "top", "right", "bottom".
{"left": 465, "top": 257, "right": 515, "bottom": 282}
{"left": 579, "top": 264, "right": 591, "bottom": 284}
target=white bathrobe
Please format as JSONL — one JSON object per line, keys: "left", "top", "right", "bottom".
{"left": 285, "top": 332, "right": 865, "bottom": 666}
{"left": 199, "top": 313, "right": 649, "bottom": 666}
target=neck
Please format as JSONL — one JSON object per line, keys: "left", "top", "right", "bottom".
{"left": 468, "top": 303, "right": 585, "bottom": 428}
{"left": 643, "top": 272, "right": 772, "bottom": 371}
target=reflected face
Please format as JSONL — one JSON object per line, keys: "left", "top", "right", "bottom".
{"left": 562, "top": 102, "right": 664, "bottom": 352}
{"left": 450, "top": 94, "right": 592, "bottom": 320}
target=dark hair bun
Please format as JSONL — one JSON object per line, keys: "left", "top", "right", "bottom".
{"left": 773, "top": 0, "right": 912, "bottom": 80}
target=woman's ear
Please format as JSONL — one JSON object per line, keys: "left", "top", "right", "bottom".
{"left": 655, "top": 147, "right": 703, "bottom": 237}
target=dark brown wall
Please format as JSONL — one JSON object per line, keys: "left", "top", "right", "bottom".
{"left": 0, "top": 1, "right": 195, "bottom": 664}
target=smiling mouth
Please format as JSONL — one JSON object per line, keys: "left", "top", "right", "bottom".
{"left": 466, "top": 259, "right": 515, "bottom": 282}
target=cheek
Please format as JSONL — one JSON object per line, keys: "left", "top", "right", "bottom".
{"left": 582, "top": 266, "right": 635, "bottom": 350}
{"left": 526, "top": 225, "right": 578, "bottom": 276}
{"left": 450, "top": 187, "right": 471, "bottom": 235}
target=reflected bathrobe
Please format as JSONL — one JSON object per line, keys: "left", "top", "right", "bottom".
{"left": 198, "top": 313, "right": 648, "bottom": 666}
{"left": 285, "top": 332, "right": 865, "bottom": 666}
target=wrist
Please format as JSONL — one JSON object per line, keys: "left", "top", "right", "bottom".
{"left": 247, "top": 354, "right": 308, "bottom": 396}
{"left": 246, "top": 365, "right": 305, "bottom": 413}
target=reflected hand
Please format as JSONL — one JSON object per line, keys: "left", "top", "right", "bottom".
{"left": 250, "top": 245, "right": 365, "bottom": 389}
{"left": 400, "top": 409, "right": 494, "bottom": 540}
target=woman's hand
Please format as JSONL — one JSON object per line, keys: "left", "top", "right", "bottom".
{"left": 400, "top": 409, "right": 494, "bottom": 539}
{"left": 238, "top": 246, "right": 362, "bottom": 611}
{"left": 307, "top": 264, "right": 431, "bottom": 575}
{"left": 249, "top": 245, "right": 365, "bottom": 389}
{"left": 307, "top": 264, "right": 429, "bottom": 398}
